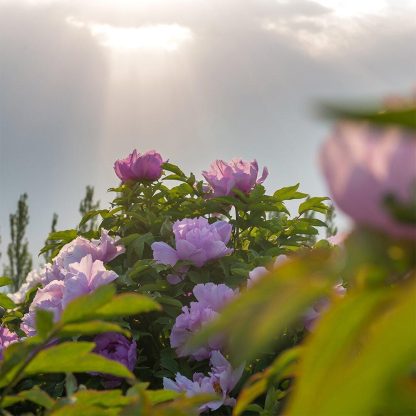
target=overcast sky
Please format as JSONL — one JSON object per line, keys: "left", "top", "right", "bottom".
{"left": 1, "top": 0, "right": 415, "bottom": 267}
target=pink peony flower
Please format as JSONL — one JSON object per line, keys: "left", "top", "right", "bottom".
{"left": 202, "top": 159, "right": 268, "bottom": 197}
{"left": 62, "top": 255, "right": 118, "bottom": 307}
{"left": 170, "top": 283, "right": 237, "bottom": 360}
{"left": 21, "top": 280, "right": 65, "bottom": 336}
{"left": 54, "top": 229, "right": 125, "bottom": 270}
{"left": 152, "top": 217, "right": 233, "bottom": 268}
{"left": 163, "top": 351, "right": 243, "bottom": 413}
{"left": 0, "top": 326, "right": 19, "bottom": 360}
{"left": 114, "top": 149, "right": 164, "bottom": 182}
{"left": 321, "top": 122, "right": 416, "bottom": 239}
{"left": 93, "top": 332, "right": 137, "bottom": 388}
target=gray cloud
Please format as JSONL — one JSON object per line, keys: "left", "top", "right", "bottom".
{"left": 1, "top": 0, "right": 415, "bottom": 266}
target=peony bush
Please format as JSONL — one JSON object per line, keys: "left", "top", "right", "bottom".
{"left": 0, "top": 95, "right": 415, "bottom": 415}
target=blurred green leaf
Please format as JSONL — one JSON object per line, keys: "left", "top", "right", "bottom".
{"left": 3, "top": 386, "right": 55, "bottom": 409}
{"left": 287, "top": 279, "right": 416, "bottom": 416}
{"left": 321, "top": 104, "right": 416, "bottom": 130}
{"left": 190, "top": 249, "right": 339, "bottom": 364}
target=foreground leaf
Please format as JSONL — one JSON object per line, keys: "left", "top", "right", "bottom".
{"left": 190, "top": 249, "right": 339, "bottom": 364}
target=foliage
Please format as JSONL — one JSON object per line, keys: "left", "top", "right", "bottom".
{"left": 79, "top": 186, "right": 100, "bottom": 233}
{"left": 1, "top": 157, "right": 331, "bottom": 415}
{"left": 4, "top": 193, "right": 32, "bottom": 292}
{"left": 43, "top": 213, "right": 59, "bottom": 264}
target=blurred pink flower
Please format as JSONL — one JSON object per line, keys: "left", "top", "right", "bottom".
{"left": 114, "top": 149, "right": 163, "bottom": 182}
{"left": 321, "top": 122, "right": 416, "bottom": 239}
{"left": 202, "top": 159, "right": 268, "bottom": 197}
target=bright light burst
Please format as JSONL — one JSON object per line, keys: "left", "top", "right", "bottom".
{"left": 66, "top": 17, "right": 193, "bottom": 52}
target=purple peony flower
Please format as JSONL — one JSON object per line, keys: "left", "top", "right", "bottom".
{"left": 62, "top": 255, "right": 118, "bottom": 307}
{"left": 0, "top": 326, "right": 19, "bottom": 360}
{"left": 114, "top": 149, "right": 164, "bottom": 182}
{"left": 202, "top": 159, "right": 268, "bottom": 197}
{"left": 152, "top": 217, "right": 233, "bottom": 268}
{"left": 21, "top": 280, "right": 65, "bottom": 336}
{"left": 321, "top": 122, "right": 416, "bottom": 239}
{"left": 170, "top": 283, "right": 237, "bottom": 360}
{"left": 93, "top": 332, "right": 137, "bottom": 388}
{"left": 40, "top": 262, "right": 66, "bottom": 286}
{"left": 163, "top": 351, "right": 243, "bottom": 413}
{"left": 54, "top": 229, "right": 125, "bottom": 271}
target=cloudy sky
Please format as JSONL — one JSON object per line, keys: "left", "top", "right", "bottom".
{"left": 1, "top": 0, "right": 415, "bottom": 266}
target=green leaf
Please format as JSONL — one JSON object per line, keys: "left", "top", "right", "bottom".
{"left": 0, "top": 277, "right": 12, "bottom": 287}
{"left": 35, "top": 309, "right": 55, "bottom": 339}
{"left": 48, "top": 229, "right": 78, "bottom": 241}
{"left": 146, "top": 389, "right": 180, "bottom": 405}
{"left": 24, "top": 342, "right": 134, "bottom": 379}
{"left": 162, "top": 162, "right": 186, "bottom": 177}
{"left": 3, "top": 386, "right": 55, "bottom": 409}
{"left": 72, "top": 389, "right": 133, "bottom": 407}
{"left": 234, "top": 347, "right": 300, "bottom": 416}
{"left": 60, "top": 285, "right": 115, "bottom": 324}
{"left": 50, "top": 403, "right": 119, "bottom": 416}
{"left": 164, "top": 174, "right": 186, "bottom": 181}
{"left": 0, "top": 293, "right": 15, "bottom": 309}
{"left": 298, "top": 197, "right": 329, "bottom": 215}
{"left": 274, "top": 184, "right": 308, "bottom": 201}
{"left": 79, "top": 210, "right": 105, "bottom": 229}
{"left": 93, "top": 293, "right": 161, "bottom": 319}
{"left": 58, "top": 321, "right": 130, "bottom": 338}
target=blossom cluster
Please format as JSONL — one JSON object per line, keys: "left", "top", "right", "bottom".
{"left": 5, "top": 230, "right": 137, "bottom": 386}
{"left": 19, "top": 230, "right": 124, "bottom": 335}
{"left": 164, "top": 351, "right": 244, "bottom": 412}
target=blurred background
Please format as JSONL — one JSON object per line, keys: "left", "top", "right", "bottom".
{"left": 1, "top": 0, "right": 416, "bottom": 265}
